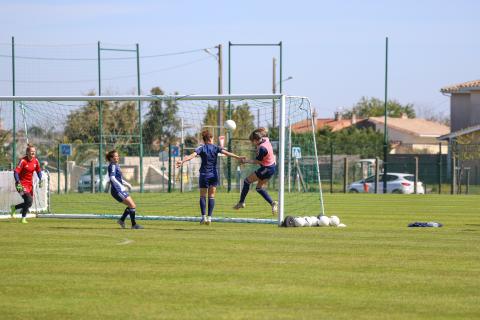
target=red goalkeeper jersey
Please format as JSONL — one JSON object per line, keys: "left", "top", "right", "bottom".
{"left": 14, "top": 156, "right": 41, "bottom": 193}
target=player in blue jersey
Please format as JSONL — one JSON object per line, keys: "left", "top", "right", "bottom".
{"left": 106, "top": 150, "right": 143, "bottom": 229}
{"left": 176, "top": 130, "right": 244, "bottom": 225}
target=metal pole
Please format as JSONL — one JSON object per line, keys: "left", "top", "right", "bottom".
{"left": 64, "top": 156, "right": 68, "bottom": 194}
{"left": 272, "top": 57, "right": 276, "bottom": 128}
{"left": 136, "top": 43, "right": 143, "bottom": 193}
{"left": 227, "top": 42, "right": 232, "bottom": 192}
{"left": 438, "top": 143, "right": 442, "bottom": 194}
{"left": 217, "top": 44, "right": 223, "bottom": 187}
{"left": 12, "top": 36, "right": 16, "bottom": 167}
{"left": 97, "top": 41, "right": 104, "bottom": 192}
{"left": 278, "top": 95, "right": 286, "bottom": 226}
{"left": 279, "top": 41, "right": 283, "bottom": 94}
{"left": 57, "top": 144, "right": 60, "bottom": 194}
{"left": 180, "top": 143, "right": 184, "bottom": 192}
{"left": 330, "top": 142, "right": 334, "bottom": 193}
{"left": 383, "top": 37, "right": 389, "bottom": 194}
{"left": 375, "top": 157, "right": 379, "bottom": 194}
{"left": 450, "top": 155, "right": 456, "bottom": 195}
{"left": 91, "top": 160, "right": 95, "bottom": 193}
{"left": 414, "top": 156, "right": 419, "bottom": 194}
{"left": 168, "top": 144, "right": 172, "bottom": 193}
{"left": 343, "top": 157, "right": 348, "bottom": 193}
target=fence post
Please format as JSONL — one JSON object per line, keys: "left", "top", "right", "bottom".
{"left": 414, "top": 156, "right": 418, "bottom": 194}
{"left": 374, "top": 157, "right": 379, "bottom": 194}
{"left": 343, "top": 157, "right": 348, "bottom": 193}
{"left": 90, "top": 160, "right": 95, "bottom": 193}
{"left": 180, "top": 144, "right": 184, "bottom": 193}
{"left": 438, "top": 143, "right": 442, "bottom": 194}
{"left": 57, "top": 144, "right": 60, "bottom": 194}
{"left": 450, "top": 155, "right": 456, "bottom": 195}
{"left": 168, "top": 144, "right": 172, "bottom": 193}
{"left": 465, "top": 167, "right": 470, "bottom": 195}
{"left": 64, "top": 158, "right": 68, "bottom": 194}
{"left": 330, "top": 142, "right": 334, "bottom": 193}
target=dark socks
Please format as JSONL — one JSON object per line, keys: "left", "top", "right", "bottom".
{"left": 256, "top": 188, "right": 273, "bottom": 205}
{"left": 200, "top": 197, "right": 206, "bottom": 215}
{"left": 239, "top": 179, "right": 251, "bottom": 203}
{"left": 208, "top": 198, "right": 215, "bottom": 216}
{"left": 129, "top": 208, "right": 136, "bottom": 225}
{"left": 120, "top": 207, "right": 130, "bottom": 221}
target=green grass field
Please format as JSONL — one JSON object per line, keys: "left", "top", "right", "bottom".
{"left": 1, "top": 193, "right": 479, "bottom": 319}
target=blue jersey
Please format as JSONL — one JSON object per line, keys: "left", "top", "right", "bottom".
{"left": 195, "top": 144, "right": 223, "bottom": 175}
{"left": 108, "top": 162, "right": 127, "bottom": 193}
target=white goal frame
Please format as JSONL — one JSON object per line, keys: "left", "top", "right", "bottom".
{"left": 0, "top": 94, "right": 322, "bottom": 226}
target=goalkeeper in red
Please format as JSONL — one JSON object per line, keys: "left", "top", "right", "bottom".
{"left": 11, "top": 144, "right": 43, "bottom": 223}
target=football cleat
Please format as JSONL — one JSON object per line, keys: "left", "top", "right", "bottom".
{"left": 199, "top": 216, "right": 206, "bottom": 225}
{"left": 131, "top": 224, "right": 144, "bottom": 229}
{"left": 10, "top": 205, "right": 16, "bottom": 218}
{"left": 117, "top": 219, "right": 126, "bottom": 229}
{"left": 21, "top": 218, "right": 28, "bottom": 224}
{"left": 233, "top": 202, "right": 245, "bottom": 210}
{"left": 205, "top": 216, "right": 212, "bottom": 225}
{"left": 271, "top": 201, "right": 278, "bottom": 215}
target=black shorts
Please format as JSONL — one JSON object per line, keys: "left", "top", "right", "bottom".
{"left": 255, "top": 165, "right": 276, "bottom": 180}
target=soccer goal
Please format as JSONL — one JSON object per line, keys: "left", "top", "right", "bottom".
{"left": 0, "top": 94, "right": 324, "bottom": 226}
{"left": 0, "top": 170, "right": 50, "bottom": 215}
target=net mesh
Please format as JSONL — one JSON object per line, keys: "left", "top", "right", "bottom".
{"left": 0, "top": 95, "right": 322, "bottom": 222}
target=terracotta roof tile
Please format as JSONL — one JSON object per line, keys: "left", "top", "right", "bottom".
{"left": 291, "top": 118, "right": 362, "bottom": 133}
{"left": 369, "top": 117, "right": 449, "bottom": 137}
{"left": 440, "top": 80, "right": 480, "bottom": 93}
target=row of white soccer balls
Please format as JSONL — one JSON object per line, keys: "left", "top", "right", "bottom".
{"left": 293, "top": 215, "right": 346, "bottom": 228}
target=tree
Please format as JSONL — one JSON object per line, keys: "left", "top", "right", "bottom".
{"left": 143, "top": 87, "right": 181, "bottom": 151}
{"left": 64, "top": 93, "right": 138, "bottom": 144}
{"left": 341, "top": 96, "right": 416, "bottom": 119}
{"left": 231, "top": 103, "right": 255, "bottom": 139}
{"left": 202, "top": 102, "right": 254, "bottom": 140}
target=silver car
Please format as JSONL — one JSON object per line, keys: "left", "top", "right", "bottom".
{"left": 348, "top": 173, "right": 425, "bottom": 194}
{"left": 77, "top": 167, "right": 110, "bottom": 193}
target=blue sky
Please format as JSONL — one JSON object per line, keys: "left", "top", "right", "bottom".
{"left": 1, "top": 0, "right": 479, "bottom": 118}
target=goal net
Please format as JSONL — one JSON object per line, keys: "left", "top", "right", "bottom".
{"left": 0, "top": 94, "right": 323, "bottom": 225}
{"left": 0, "top": 170, "right": 50, "bottom": 214}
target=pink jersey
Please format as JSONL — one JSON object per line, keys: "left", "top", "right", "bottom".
{"left": 257, "top": 137, "right": 276, "bottom": 167}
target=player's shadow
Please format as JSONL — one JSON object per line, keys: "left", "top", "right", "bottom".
{"left": 172, "top": 228, "right": 215, "bottom": 232}
{"left": 49, "top": 226, "right": 110, "bottom": 230}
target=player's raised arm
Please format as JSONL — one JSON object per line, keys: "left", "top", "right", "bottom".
{"left": 220, "top": 149, "right": 244, "bottom": 160}
{"left": 176, "top": 152, "right": 197, "bottom": 168}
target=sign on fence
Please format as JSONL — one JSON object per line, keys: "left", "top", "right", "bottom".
{"left": 60, "top": 144, "right": 72, "bottom": 156}
{"left": 292, "top": 147, "right": 302, "bottom": 159}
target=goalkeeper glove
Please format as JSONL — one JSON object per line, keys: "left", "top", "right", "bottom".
{"left": 16, "top": 184, "right": 24, "bottom": 192}
{"left": 38, "top": 180, "right": 43, "bottom": 188}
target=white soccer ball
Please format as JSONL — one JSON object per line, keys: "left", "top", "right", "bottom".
{"left": 329, "top": 215, "right": 340, "bottom": 227}
{"left": 224, "top": 119, "right": 237, "bottom": 131}
{"left": 294, "top": 217, "right": 306, "bottom": 227}
{"left": 318, "top": 215, "right": 330, "bottom": 227}
{"left": 304, "top": 216, "right": 314, "bottom": 227}
{"left": 309, "top": 216, "right": 319, "bottom": 226}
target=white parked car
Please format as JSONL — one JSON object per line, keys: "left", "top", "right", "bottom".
{"left": 348, "top": 173, "right": 425, "bottom": 194}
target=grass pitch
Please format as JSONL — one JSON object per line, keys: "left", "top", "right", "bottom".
{"left": 1, "top": 194, "right": 479, "bottom": 319}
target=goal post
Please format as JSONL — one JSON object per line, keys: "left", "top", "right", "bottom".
{"left": 0, "top": 94, "right": 323, "bottom": 225}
